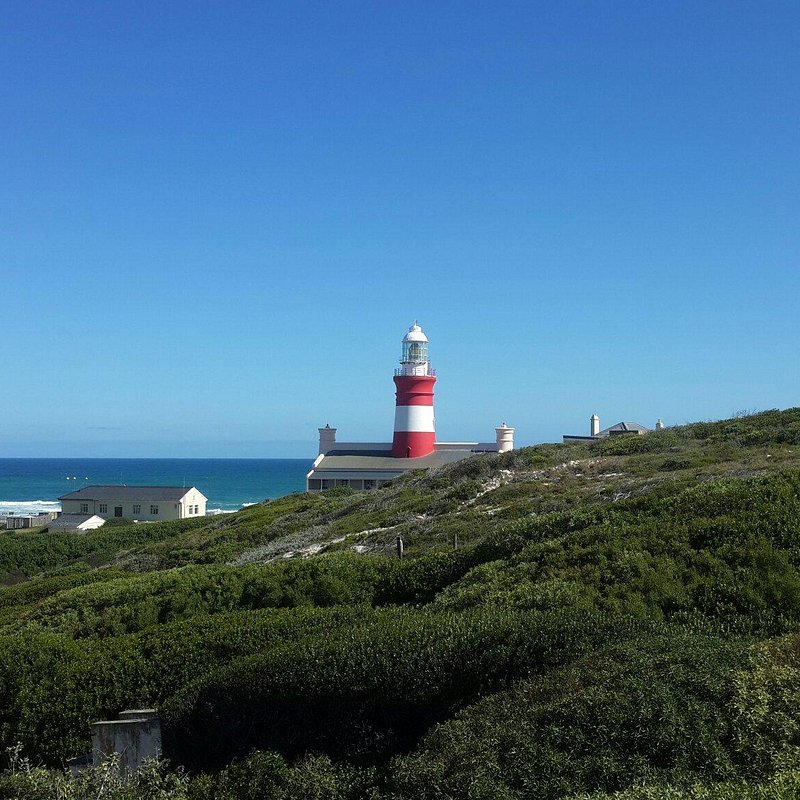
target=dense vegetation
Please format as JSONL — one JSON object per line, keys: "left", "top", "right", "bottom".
{"left": 3, "top": 408, "right": 800, "bottom": 797}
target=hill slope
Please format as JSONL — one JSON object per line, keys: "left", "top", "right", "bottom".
{"left": 4, "top": 408, "right": 800, "bottom": 798}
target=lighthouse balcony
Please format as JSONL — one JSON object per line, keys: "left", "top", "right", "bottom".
{"left": 394, "top": 367, "right": 436, "bottom": 377}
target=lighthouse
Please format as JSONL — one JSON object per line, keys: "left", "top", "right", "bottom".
{"left": 306, "top": 322, "right": 513, "bottom": 492}
{"left": 392, "top": 323, "right": 437, "bottom": 459}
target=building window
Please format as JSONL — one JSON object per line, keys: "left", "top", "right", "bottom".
{"left": 195, "top": 504, "right": 200, "bottom": 514}
{"left": 80, "top": 503, "right": 88, "bottom": 514}
{"left": 308, "top": 479, "right": 321, "bottom": 490}
{"left": 99, "top": 504, "right": 107, "bottom": 514}
{"left": 364, "top": 480, "right": 375, "bottom": 490}
{"left": 150, "top": 505, "right": 159, "bottom": 515}
{"left": 133, "top": 505, "right": 140, "bottom": 514}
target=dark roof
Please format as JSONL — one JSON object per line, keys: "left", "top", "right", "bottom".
{"left": 599, "top": 421, "right": 650, "bottom": 435}
{"left": 59, "top": 485, "right": 197, "bottom": 502}
{"left": 312, "top": 449, "right": 474, "bottom": 474}
{"left": 563, "top": 421, "right": 651, "bottom": 442}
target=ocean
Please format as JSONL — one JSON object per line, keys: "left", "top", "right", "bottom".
{"left": 0, "top": 458, "right": 312, "bottom": 516}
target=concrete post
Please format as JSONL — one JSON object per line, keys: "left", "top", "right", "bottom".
{"left": 90, "top": 710, "right": 161, "bottom": 775}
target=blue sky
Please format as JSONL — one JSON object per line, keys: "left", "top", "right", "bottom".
{"left": 2, "top": 1, "right": 798, "bottom": 457}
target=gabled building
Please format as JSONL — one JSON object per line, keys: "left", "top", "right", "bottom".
{"left": 58, "top": 486, "right": 207, "bottom": 521}
{"left": 307, "top": 323, "right": 514, "bottom": 492}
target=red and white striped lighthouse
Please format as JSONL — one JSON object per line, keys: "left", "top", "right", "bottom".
{"left": 392, "top": 323, "right": 436, "bottom": 459}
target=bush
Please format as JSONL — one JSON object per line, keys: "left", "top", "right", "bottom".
{"left": 162, "top": 610, "right": 671, "bottom": 770}
{"left": 388, "top": 632, "right": 745, "bottom": 799}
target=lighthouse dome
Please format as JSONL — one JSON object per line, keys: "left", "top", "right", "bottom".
{"left": 402, "top": 322, "right": 428, "bottom": 343}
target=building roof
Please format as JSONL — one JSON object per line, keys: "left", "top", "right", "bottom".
{"left": 311, "top": 447, "right": 473, "bottom": 474}
{"left": 59, "top": 485, "right": 200, "bottom": 502}
{"left": 49, "top": 514, "right": 105, "bottom": 530}
{"left": 598, "top": 421, "right": 651, "bottom": 435}
{"left": 563, "top": 420, "right": 652, "bottom": 443}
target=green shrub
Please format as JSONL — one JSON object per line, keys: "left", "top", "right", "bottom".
{"left": 388, "top": 632, "right": 745, "bottom": 799}
{"left": 162, "top": 611, "right": 668, "bottom": 770}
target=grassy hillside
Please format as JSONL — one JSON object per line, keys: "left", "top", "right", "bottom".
{"left": 3, "top": 408, "right": 800, "bottom": 798}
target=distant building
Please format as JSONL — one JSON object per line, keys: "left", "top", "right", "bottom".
{"left": 307, "top": 323, "right": 514, "bottom": 492}
{"left": 49, "top": 514, "right": 107, "bottom": 532}
{"left": 563, "top": 414, "right": 662, "bottom": 444}
{"left": 2, "top": 511, "right": 58, "bottom": 530}
{"left": 58, "top": 486, "right": 207, "bottom": 521}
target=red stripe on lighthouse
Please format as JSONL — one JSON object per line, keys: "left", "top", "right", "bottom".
{"left": 392, "top": 430, "right": 436, "bottom": 459}
{"left": 394, "top": 375, "right": 437, "bottom": 406}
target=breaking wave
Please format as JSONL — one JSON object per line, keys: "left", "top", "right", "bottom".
{"left": 0, "top": 500, "right": 61, "bottom": 516}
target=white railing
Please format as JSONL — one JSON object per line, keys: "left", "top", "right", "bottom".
{"left": 394, "top": 367, "right": 436, "bottom": 377}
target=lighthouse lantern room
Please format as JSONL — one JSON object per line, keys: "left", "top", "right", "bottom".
{"left": 398, "top": 323, "right": 430, "bottom": 376}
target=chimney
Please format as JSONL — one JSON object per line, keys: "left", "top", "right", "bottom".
{"left": 655, "top": 419, "right": 665, "bottom": 431}
{"left": 318, "top": 424, "right": 337, "bottom": 455}
{"left": 495, "top": 423, "right": 515, "bottom": 452}
{"left": 590, "top": 414, "right": 600, "bottom": 437}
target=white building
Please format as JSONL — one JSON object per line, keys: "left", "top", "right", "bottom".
{"left": 58, "top": 486, "right": 207, "bottom": 521}
{"left": 2, "top": 511, "right": 58, "bottom": 530}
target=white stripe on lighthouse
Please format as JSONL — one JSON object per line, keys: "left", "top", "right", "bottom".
{"left": 393, "top": 405, "right": 435, "bottom": 432}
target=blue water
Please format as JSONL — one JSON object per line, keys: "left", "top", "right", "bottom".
{"left": 0, "top": 459, "right": 312, "bottom": 516}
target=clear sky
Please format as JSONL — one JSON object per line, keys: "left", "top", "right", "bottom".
{"left": 2, "top": 1, "right": 799, "bottom": 457}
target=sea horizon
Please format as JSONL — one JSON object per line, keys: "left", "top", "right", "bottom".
{"left": 0, "top": 457, "right": 313, "bottom": 516}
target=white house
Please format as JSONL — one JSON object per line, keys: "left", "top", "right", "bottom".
{"left": 58, "top": 486, "right": 207, "bottom": 521}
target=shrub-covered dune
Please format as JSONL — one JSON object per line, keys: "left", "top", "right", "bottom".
{"left": 4, "top": 409, "right": 800, "bottom": 798}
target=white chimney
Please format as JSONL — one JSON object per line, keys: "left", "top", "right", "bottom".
{"left": 590, "top": 414, "right": 600, "bottom": 437}
{"left": 318, "top": 425, "right": 337, "bottom": 455}
{"left": 495, "top": 423, "right": 515, "bottom": 452}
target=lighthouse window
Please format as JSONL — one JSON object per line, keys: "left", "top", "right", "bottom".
{"left": 403, "top": 341, "right": 428, "bottom": 362}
